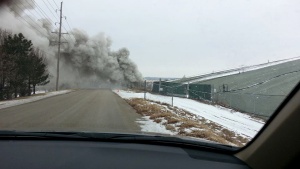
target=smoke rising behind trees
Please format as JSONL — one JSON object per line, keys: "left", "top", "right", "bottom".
{"left": 0, "top": 0, "right": 143, "bottom": 89}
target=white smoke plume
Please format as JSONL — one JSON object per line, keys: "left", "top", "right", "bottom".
{"left": 0, "top": 0, "right": 143, "bottom": 89}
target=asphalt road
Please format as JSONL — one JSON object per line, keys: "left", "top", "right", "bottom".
{"left": 0, "top": 89, "right": 141, "bottom": 133}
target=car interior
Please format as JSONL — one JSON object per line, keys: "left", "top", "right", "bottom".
{"left": 0, "top": 1, "right": 299, "bottom": 168}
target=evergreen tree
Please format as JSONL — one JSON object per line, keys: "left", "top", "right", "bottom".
{"left": 2, "top": 33, "right": 33, "bottom": 98}
{"left": 30, "top": 48, "right": 49, "bottom": 94}
{"left": 0, "top": 32, "right": 50, "bottom": 98}
{"left": 0, "top": 29, "right": 11, "bottom": 99}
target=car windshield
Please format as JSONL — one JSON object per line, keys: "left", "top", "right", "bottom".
{"left": 0, "top": 0, "right": 299, "bottom": 148}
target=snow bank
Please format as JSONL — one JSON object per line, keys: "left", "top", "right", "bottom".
{"left": 115, "top": 90, "right": 264, "bottom": 138}
{"left": 0, "top": 90, "right": 73, "bottom": 109}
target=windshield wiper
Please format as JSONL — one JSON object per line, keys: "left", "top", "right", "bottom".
{"left": 0, "top": 131, "right": 237, "bottom": 151}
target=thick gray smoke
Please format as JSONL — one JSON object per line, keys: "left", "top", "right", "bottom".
{"left": 0, "top": 0, "right": 143, "bottom": 89}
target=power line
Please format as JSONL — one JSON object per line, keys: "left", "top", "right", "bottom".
{"left": 30, "top": 0, "right": 51, "bottom": 19}
{"left": 20, "top": 1, "right": 41, "bottom": 21}
{"left": 20, "top": 0, "right": 56, "bottom": 31}
{"left": 60, "top": 27, "right": 73, "bottom": 44}
{"left": 64, "top": 18, "right": 76, "bottom": 42}
{"left": 31, "top": 0, "right": 56, "bottom": 25}
{"left": 41, "top": 0, "right": 58, "bottom": 19}
{"left": 62, "top": 5, "right": 74, "bottom": 26}
{"left": 25, "top": 3, "right": 54, "bottom": 30}
{"left": 10, "top": 1, "right": 56, "bottom": 56}
{"left": 62, "top": 25, "right": 75, "bottom": 44}
{"left": 62, "top": 4, "right": 77, "bottom": 40}
{"left": 24, "top": 0, "right": 45, "bottom": 19}
{"left": 46, "top": 0, "right": 59, "bottom": 17}
{"left": 62, "top": 36, "right": 68, "bottom": 42}
{"left": 57, "top": 2, "right": 76, "bottom": 44}
{"left": 65, "top": 19, "right": 73, "bottom": 31}
{"left": 47, "top": 1, "right": 76, "bottom": 44}
{"left": 26, "top": 0, "right": 59, "bottom": 32}
{"left": 13, "top": 8, "right": 48, "bottom": 37}
{"left": 52, "top": 0, "right": 59, "bottom": 9}
{"left": 28, "top": 0, "right": 74, "bottom": 44}
{"left": 12, "top": 1, "right": 48, "bottom": 37}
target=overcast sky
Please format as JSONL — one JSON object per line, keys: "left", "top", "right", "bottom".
{"left": 35, "top": 0, "right": 300, "bottom": 77}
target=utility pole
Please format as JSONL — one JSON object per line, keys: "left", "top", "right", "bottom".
{"left": 186, "top": 82, "right": 189, "bottom": 98}
{"left": 56, "top": 1, "right": 63, "bottom": 91}
{"left": 51, "top": 1, "right": 68, "bottom": 91}
{"left": 144, "top": 80, "right": 146, "bottom": 100}
{"left": 171, "top": 86, "right": 174, "bottom": 107}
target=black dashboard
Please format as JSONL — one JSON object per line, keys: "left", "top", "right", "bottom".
{"left": 0, "top": 140, "right": 250, "bottom": 169}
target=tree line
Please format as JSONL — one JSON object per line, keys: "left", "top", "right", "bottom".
{"left": 0, "top": 29, "right": 50, "bottom": 100}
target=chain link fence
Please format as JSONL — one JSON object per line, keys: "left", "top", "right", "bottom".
{"left": 151, "top": 81, "right": 212, "bottom": 100}
{"left": 128, "top": 81, "right": 213, "bottom": 106}
{"left": 127, "top": 80, "right": 287, "bottom": 119}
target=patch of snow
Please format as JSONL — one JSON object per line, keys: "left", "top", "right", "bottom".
{"left": 185, "top": 71, "right": 242, "bottom": 84}
{"left": 33, "top": 90, "right": 47, "bottom": 94}
{"left": 0, "top": 90, "right": 73, "bottom": 109}
{"left": 160, "top": 119, "right": 168, "bottom": 124}
{"left": 184, "top": 128, "right": 193, "bottom": 133}
{"left": 115, "top": 90, "right": 265, "bottom": 138}
{"left": 136, "top": 116, "right": 175, "bottom": 135}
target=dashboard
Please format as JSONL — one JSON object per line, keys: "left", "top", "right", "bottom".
{"left": 0, "top": 140, "right": 249, "bottom": 169}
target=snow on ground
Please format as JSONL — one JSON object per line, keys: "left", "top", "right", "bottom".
{"left": 33, "top": 90, "right": 47, "bottom": 94}
{"left": 115, "top": 90, "right": 265, "bottom": 138}
{"left": 0, "top": 90, "right": 73, "bottom": 109}
{"left": 137, "top": 116, "right": 175, "bottom": 135}
{"left": 185, "top": 71, "right": 241, "bottom": 84}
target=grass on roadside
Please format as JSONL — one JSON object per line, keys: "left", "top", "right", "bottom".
{"left": 126, "top": 98, "right": 250, "bottom": 147}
